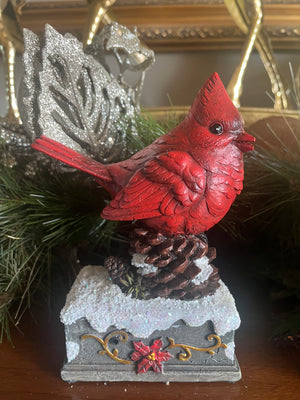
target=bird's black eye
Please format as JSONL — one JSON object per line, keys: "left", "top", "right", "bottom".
{"left": 209, "top": 123, "right": 223, "bottom": 135}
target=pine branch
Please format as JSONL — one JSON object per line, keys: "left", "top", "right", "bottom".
{"left": 0, "top": 165, "right": 114, "bottom": 342}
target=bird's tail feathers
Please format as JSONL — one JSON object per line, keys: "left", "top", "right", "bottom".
{"left": 32, "top": 135, "right": 111, "bottom": 182}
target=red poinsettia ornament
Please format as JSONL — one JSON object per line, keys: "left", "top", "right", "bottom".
{"left": 131, "top": 338, "right": 172, "bottom": 374}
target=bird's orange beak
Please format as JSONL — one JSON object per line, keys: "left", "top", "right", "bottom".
{"left": 235, "top": 131, "right": 255, "bottom": 152}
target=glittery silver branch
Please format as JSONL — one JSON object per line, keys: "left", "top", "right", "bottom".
{"left": 86, "top": 22, "right": 155, "bottom": 108}
{"left": 19, "top": 23, "right": 154, "bottom": 163}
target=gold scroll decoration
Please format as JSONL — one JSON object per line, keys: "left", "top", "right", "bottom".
{"left": 81, "top": 331, "right": 132, "bottom": 364}
{"left": 0, "top": 0, "right": 24, "bottom": 122}
{"left": 225, "top": 0, "right": 290, "bottom": 110}
{"left": 82, "top": 331, "right": 226, "bottom": 365}
{"left": 167, "top": 334, "right": 227, "bottom": 362}
{"left": 82, "top": 0, "right": 116, "bottom": 47}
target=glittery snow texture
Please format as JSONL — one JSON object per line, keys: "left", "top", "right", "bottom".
{"left": 61, "top": 265, "right": 240, "bottom": 338}
{"left": 192, "top": 256, "right": 213, "bottom": 284}
{"left": 131, "top": 253, "right": 158, "bottom": 276}
{"left": 224, "top": 341, "right": 235, "bottom": 361}
{"left": 66, "top": 341, "right": 80, "bottom": 362}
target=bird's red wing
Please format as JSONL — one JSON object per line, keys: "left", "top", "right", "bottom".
{"left": 101, "top": 170, "right": 168, "bottom": 221}
{"left": 101, "top": 151, "right": 205, "bottom": 221}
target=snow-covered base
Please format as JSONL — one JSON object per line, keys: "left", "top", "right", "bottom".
{"left": 61, "top": 265, "right": 240, "bottom": 338}
{"left": 60, "top": 265, "right": 241, "bottom": 382}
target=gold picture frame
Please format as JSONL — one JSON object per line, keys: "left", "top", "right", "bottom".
{"left": 21, "top": 0, "right": 300, "bottom": 52}
{"left": 1, "top": 0, "right": 297, "bottom": 124}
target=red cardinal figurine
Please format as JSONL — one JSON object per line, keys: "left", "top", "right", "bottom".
{"left": 32, "top": 73, "right": 255, "bottom": 236}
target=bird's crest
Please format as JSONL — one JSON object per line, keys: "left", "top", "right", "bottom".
{"left": 189, "top": 72, "right": 240, "bottom": 126}
{"left": 198, "top": 72, "right": 221, "bottom": 106}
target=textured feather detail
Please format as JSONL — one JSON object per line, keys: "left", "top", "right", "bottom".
{"left": 32, "top": 135, "right": 111, "bottom": 182}
{"left": 101, "top": 151, "right": 205, "bottom": 222}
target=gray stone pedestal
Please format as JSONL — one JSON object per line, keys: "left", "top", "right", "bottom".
{"left": 60, "top": 265, "right": 241, "bottom": 382}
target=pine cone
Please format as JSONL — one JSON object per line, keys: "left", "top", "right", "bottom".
{"left": 104, "top": 228, "right": 220, "bottom": 301}
{"left": 104, "top": 256, "right": 130, "bottom": 283}
{"left": 104, "top": 255, "right": 146, "bottom": 299}
{"left": 129, "top": 228, "right": 220, "bottom": 300}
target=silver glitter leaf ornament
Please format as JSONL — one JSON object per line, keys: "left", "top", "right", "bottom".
{"left": 20, "top": 24, "right": 154, "bottom": 163}
{"left": 19, "top": 28, "right": 43, "bottom": 141}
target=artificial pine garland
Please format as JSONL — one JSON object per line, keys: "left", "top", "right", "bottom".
{"left": 0, "top": 156, "right": 113, "bottom": 341}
